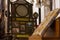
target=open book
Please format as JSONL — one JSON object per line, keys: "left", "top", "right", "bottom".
{"left": 29, "top": 8, "right": 60, "bottom": 40}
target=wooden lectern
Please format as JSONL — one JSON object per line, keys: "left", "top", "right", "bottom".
{"left": 29, "top": 9, "right": 60, "bottom": 40}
